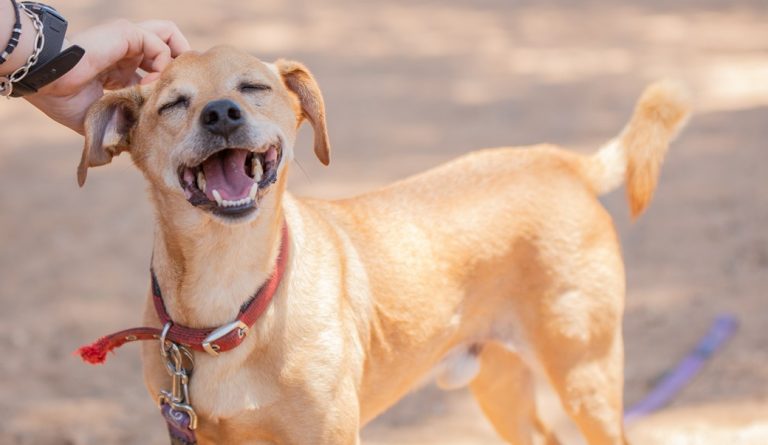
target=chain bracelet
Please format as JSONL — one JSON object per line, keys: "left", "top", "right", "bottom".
{"left": 0, "top": 3, "right": 45, "bottom": 97}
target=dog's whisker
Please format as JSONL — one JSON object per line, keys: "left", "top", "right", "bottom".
{"left": 293, "top": 159, "right": 312, "bottom": 184}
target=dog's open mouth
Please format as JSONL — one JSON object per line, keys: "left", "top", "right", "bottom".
{"left": 178, "top": 143, "right": 282, "bottom": 217}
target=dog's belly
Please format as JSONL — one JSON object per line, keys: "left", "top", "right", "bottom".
{"left": 434, "top": 344, "right": 482, "bottom": 390}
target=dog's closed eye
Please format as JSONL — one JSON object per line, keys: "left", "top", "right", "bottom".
{"left": 159, "top": 96, "right": 190, "bottom": 115}
{"left": 239, "top": 82, "right": 271, "bottom": 93}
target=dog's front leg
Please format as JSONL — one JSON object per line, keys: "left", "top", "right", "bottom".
{"left": 280, "top": 383, "right": 362, "bottom": 445}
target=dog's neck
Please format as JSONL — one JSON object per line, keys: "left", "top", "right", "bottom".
{"left": 148, "top": 175, "right": 288, "bottom": 328}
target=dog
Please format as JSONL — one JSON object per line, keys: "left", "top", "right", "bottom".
{"left": 76, "top": 45, "right": 689, "bottom": 444}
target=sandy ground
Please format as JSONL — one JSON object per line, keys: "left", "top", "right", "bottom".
{"left": 1, "top": 0, "right": 767, "bottom": 444}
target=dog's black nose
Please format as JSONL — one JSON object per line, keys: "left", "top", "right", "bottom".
{"left": 200, "top": 99, "right": 243, "bottom": 137}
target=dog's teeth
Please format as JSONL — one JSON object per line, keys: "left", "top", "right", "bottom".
{"left": 197, "top": 171, "right": 206, "bottom": 192}
{"left": 248, "top": 183, "right": 259, "bottom": 200}
{"left": 252, "top": 158, "right": 263, "bottom": 182}
{"left": 214, "top": 193, "right": 255, "bottom": 208}
{"left": 212, "top": 189, "right": 223, "bottom": 206}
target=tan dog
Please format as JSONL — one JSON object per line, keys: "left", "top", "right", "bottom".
{"left": 77, "top": 46, "right": 689, "bottom": 444}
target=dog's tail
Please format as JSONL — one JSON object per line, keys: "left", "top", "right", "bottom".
{"left": 584, "top": 81, "right": 690, "bottom": 218}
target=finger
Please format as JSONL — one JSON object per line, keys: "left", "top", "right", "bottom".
{"left": 141, "top": 72, "right": 162, "bottom": 85}
{"left": 101, "top": 55, "right": 142, "bottom": 89}
{"left": 51, "top": 20, "right": 183, "bottom": 95}
{"left": 138, "top": 20, "right": 191, "bottom": 57}
{"left": 133, "top": 27, "right": 173, "bottom": 73}
{"left": 66, "top": 20, "right": 169, "bottom": 87}
{"left": 72, "top": 20, "right": 144, "bottom": 77}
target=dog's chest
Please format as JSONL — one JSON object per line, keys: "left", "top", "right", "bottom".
{"left": 190, "top": 350, "right": 281, "bottom": 420}
{"left": 149, "top": 270, "right": 285, "bottom": 419}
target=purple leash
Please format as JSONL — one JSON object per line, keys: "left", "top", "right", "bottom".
{"left": 624, "top": 314, "right": 738, "bottom": 424}
{"left": 162, "top": 403, "right": 197, "bottom": 445}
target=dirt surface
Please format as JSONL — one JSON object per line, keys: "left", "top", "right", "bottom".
{"left": 1, "top": 1, "right": 766, "bottom": 444}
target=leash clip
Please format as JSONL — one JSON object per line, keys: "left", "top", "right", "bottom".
{"left": 158, "top": 322, "right": 198, "bottom": 431}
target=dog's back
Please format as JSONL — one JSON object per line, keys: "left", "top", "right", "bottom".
{"left": 323, "top": 80, "right": 689, "bottom": 222}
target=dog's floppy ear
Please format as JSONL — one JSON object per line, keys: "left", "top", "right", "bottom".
{"left": 78, "top": 87, "right": 144, "bottom": 186}
{"left": 275, "top": 59, "right": 331, "bottom": 165}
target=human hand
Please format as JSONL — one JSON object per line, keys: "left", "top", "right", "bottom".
{"left": 25, "top": 19, "right": 190, "bottom": 134}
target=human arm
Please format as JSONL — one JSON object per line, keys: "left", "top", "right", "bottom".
{"left": 0, "top": 3, "right": 190, "bottom": 133}
{"left": 0, "top": 0, "right": 36, "bottom": 75}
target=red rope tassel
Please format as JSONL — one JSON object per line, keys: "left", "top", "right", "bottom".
{"left": 74, "top": 327, "right": 164, "bottom": 364}
{"left": 76, "top": 336, "right": 115, "bottom": 364}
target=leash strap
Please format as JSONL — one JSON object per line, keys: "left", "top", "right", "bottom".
{"left": 76, "top": 223, "right": 290, "bottom": 363}
{"left": 163, "top": 401, "right": 197, "bottom": 444}
{"left": 623, "top": 315, "right": 738, "bottom": 424}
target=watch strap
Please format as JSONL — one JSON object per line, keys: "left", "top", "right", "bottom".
{"left": 9, "top": 44, "right": 84, "bottom": 97}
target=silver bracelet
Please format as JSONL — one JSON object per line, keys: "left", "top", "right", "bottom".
{"left": 0, "top": 3, "right": 45, "bottom": 97}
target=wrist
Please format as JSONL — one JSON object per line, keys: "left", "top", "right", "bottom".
{"left": 1, "top": 3, "right": 85, "bottom": 98}
{"left": 0, "top": 0, "right": 36, "bottom": 75}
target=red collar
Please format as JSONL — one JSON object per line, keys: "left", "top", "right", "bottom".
{"left": 77, "top": 224, "right": 290, "bottom": 364}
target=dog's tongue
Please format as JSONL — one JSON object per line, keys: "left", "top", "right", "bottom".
{"left": 202, "top": 149, "right": 254, "bottom": 201}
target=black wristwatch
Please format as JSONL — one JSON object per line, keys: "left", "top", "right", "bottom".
{"left": 9, "top": 2, "right": 84, "bottom": 97}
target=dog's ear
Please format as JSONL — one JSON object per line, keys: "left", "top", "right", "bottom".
{"left": 78, "top": 87, "right": 144, "bottom": 186}
{"left": 275, "top": 59, "right": 330, "bottom": 165}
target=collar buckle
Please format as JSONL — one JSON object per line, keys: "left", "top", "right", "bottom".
{"left": 202, "top": 320, "right": 249, "bottom": 356}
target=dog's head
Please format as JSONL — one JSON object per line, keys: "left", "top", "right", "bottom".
{"left": 78, "top": 46, "right": 330, "bottom": 223}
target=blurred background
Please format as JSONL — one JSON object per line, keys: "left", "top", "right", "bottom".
{"left": 1, "top": 0, "right": 766, "bottom": 444}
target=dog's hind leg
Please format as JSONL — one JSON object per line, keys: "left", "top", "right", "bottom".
{"left": 524, "top": 275, "right": 629, "bottom": 445}
{"left": 534, "top": 323, "right": 627, "bottom": 445}
{"left": 470, "top": 341, "right": 558, "bottom": 445}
